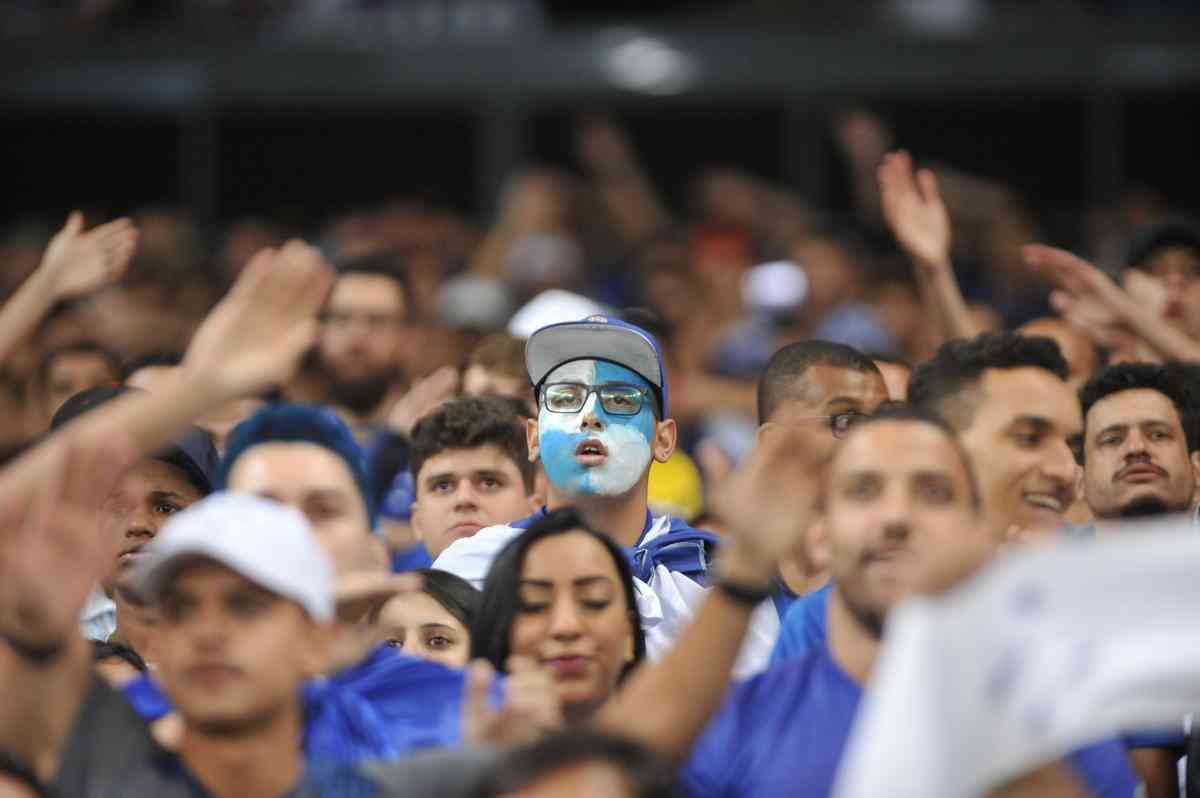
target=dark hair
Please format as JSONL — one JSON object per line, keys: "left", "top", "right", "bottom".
{"left": 369, "top": 568, "right": 481, "bottom": 630}
{"left": 220, "top": 404, "right": 377, "bottom": 529}
{"left": 1079, "top": 363, "right": 1200, "bottom": 454}
{"left": 841, "top": 402, "right": 982, "bottom": 511}
{"left": 908, "top": 332, "right": 1069, "bottom": 430}
{"left": 621, "top": 307, "right": 673, "bottom": 348}
{"left": 471, "top": 507, "right": 646, "bottom": 680}
{"left": 476, "top": 729, "right": 679, "bottom": 798}
{"left": 757, "top": 340, "right": 882, "bottom": 424}
{"left": 1124, "top": 217, "right": 1200, "bottom": 271}
{"left": 91, "top": 640, "right": 148, "bottom": 672}
{"left": 409, "top": 396, "right": 535, "bottom": 494}
{"left": 334, "top": 250, "right": 411, "bottom": 316}
{"left": 121, "top": 351, "right": 183, "bottom": 381}
{"left": 38, "top": 340, "right": 121, "bottom": 390}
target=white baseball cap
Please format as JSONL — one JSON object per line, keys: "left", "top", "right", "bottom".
{"left": 133, "top": 492, "right": 335, "bottom": 622}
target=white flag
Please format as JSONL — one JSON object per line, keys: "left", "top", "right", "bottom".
{"left": 834, "top": 516, "right": 1200, "bottom": 798}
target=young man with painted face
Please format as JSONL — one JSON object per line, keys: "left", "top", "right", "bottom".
{"left": 435, "top": 316, "right": 780, "bottom": 673}
{"left": 680, "top": 406, "right": 1139, "bottom": 798}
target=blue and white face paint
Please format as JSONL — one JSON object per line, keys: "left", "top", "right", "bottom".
{"left": 537, "top": 359, "right": 657, "bottom": 497}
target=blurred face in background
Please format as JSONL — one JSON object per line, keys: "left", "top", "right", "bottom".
{"left": 42, "top": 350, "right": 119, "bottom": 422}
{"left": 226, "top": 442, "right": 375, "bottom": 575}
{"left": 100, "top": 458, "right": 203, "bottom": 582}
{"left": 319, "top": 272, "right": 408, "bottom": 416}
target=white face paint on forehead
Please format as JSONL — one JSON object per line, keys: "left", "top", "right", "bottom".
{"left": 543, "top": 360, "right": 596, "bottom": 386}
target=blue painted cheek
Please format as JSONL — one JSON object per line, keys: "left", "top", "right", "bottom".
{"left": 539, "top": 429, "right": 591, "bottom": 492}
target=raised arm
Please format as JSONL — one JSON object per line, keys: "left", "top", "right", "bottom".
{"left": 0, "top": 212, "right": 136, "bottom": 367}
{"left": 593, "top": 422, "right": 827, "bottom": 761}
{"left": 1025, "top": 243, "right": 1200, "bottom": 363}
{"left": 878, "top": 150, "right": 982, "bottom": 343}
{"left": 11, "top": 239, "right": 333, "bottom": 486}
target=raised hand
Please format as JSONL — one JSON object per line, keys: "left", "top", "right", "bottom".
{"left": 463, "top": 656, "right": 562, "bottom": 749}
{"left": 37, "top": 212, "right": 137, "bottom": 301}
{"left": 326, "top": 571, "right": 424, "bottom": 673}
{"left": 878, "top": 150, "right": 952, "bottom": 271}
{"left": 181, "top": 240, "right": 334, "bottom": 402}
{"left": 0, "top": 431, "right": 137, "bottom": 656}
{"left": 385, "top": 365, "right": 460, "bottom": 437}
{"left": 707, "top": 421, "right": 830, "bottom": 585}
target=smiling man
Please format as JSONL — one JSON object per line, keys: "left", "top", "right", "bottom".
{"left": 1078, "top": 363, "right": 1199, "bottom": 521}
{"left": 908, "top": 332, "right": 1083, "bottom": 539}
{"left": 435, "top": 315, "right": 779, "bottom": 672}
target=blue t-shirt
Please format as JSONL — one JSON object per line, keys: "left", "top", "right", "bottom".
{"left": 769, "top": 582, "right": 831, "bottom": 666}
{"left": 682, "top": 644, "right": 1140, "bottom": 798}
{"left": 391, "top": 543, "right": 433, "bottom": 574}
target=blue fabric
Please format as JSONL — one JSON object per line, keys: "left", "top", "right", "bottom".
{"left": 121, "top": 646, "right": 486, "bottom": 766}
{"left": 769, "top": 577, "right": 797, "bottom": 620}
{"left": 1122, "top": 729, "right": 1187, "bottom": 752}
{"left": 682, "top": 644, "right": 1139, "bottom": 798}
{"left": 679, "top": 646, "right": 861, "bottom": 798}
{"left": 391, "top": 543, "right": 433, "bottom": 573}
{"left": 510, "top": 508, "right": 718, "bottom": 585}
{"left": 122, "top": 674, "right": 174, "bottom": 723}
{"left": 769, "top": 582, "right": 831, "bottom": 666}
{"left": 380, "top": 469, "right": 416, "bottom": 522}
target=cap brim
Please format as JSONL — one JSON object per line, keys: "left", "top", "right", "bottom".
{"left": 526, "top": 323, "right": 663, "bottom": 391}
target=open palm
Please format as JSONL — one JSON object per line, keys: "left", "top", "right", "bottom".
{"left": 879, "top": 151, "right": 952, "bottom": 269}
{"left": 39, "top": 212, "right": 137, "bottom": 301}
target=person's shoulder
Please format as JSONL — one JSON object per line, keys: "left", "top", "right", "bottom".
{"left": 431, "top": 519, "right": 530, "bottom": 581}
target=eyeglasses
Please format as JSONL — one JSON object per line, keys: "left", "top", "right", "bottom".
{"left": 541, "top": 382, "right": 649, "bottom": 416}
{"left": 790, "top": 412, "right": 868, "bottom": 439}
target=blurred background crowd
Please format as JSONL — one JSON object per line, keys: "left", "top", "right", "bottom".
{"left": 2, "top": 0, "right": 1200, "bottom": 521}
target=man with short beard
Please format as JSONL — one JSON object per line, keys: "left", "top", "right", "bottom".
{"left": 316, "top": 255, "right": 412, "bottom": 436}
{"left": 1077, "top": 362, "right": 1198, "bottom": 522}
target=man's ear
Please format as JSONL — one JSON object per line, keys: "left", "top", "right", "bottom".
{"left": 529, "top": 467, "right": 548, "bottom": 512}
{"left": 805, "top": 518, "right": 830, "bottom": 575}
{"left": 526, "top": 418, "right": 541, "bottom": 463}
{"left": 1191, "top": 450, "right": 1200, "bottom": 493}
{"left": 652, "top": 418, "right": 677, "bottom": 464}
{"left": 409, "top": 501, "right": 427, "bottom": 544}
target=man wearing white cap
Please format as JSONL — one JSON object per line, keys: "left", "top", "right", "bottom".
{"left": 120, "top": 493, "right": 334, "bottom": 797}
{"left": 434, "top": 315, "right": 780, "bottom": 675}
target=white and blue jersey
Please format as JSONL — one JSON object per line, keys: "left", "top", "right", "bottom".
{"left": 433, "top": 508, "right": 781, "bottom": 678}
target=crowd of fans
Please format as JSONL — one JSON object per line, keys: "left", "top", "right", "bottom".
{"left": 1, "top": 108, "right": 1200, "bottom": 797}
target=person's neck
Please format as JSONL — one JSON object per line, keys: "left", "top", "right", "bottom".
{"left": 826, "top": 588, "right": 881, "bottom": 686}
{"left": 179, "top": 706, "right": 303, "bottom": 798}
{"left": 546, "top": 484, "right": 649, "bottom": 548}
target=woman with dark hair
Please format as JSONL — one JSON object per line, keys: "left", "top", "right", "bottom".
{"left": 374, "top": 568, "right": 482, "bottom": 668}
{"left": 472, "top": 507, "right": 647, "bottom": 722}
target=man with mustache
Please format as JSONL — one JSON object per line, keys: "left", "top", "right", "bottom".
{"left": 435, "top": 315, "right": 779, "bottom": 673}
{"left": 1077, "top": 362, "right": 1198, "bottom": 523}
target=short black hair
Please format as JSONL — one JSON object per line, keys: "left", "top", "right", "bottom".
{"left": 476, "top": 729, "right": 679, "bottom": 798}
{"left": 839, "top": 402, "right": 982, "bottom": 511}
{"left": 409, "top": 396, "right": 535, "bottom": 493}
{"left": 369, "top": 567, "right": 482, "bottom": 630}
{"left": 471, "top": 507, "right": 646, "bottom": 680}
{"left": 908, "top": 332, "right": 1069, "bottom": 430}
{"left": 1124, "top": 217, "right": 1200, "bottom": 271}
{"left": 757, "top": 340, "right": 882, "bottom": 424}
{"left": 38, "top": 340, "right": 121, "bottom": 390}
{"left": 1079, "top": 363, "right": 1200, "bottom": 453}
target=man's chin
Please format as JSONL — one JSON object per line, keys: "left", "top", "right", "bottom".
{"left": 1117, "top": 494, "right": 1173, "bottom": 519}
